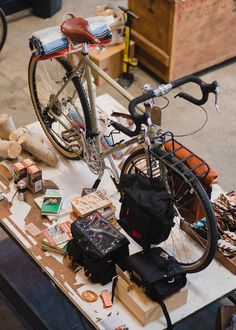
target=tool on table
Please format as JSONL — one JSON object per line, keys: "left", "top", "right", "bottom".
{"left": 100, "top": 290, "right": 112, "bottom": 308}
{"left": 41, "top": 240, "right": 66, "bottom": 255}
{"left": 118, "top": 6, "right": 139, "bottom": 89}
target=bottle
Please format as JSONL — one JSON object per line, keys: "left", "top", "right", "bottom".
{"left": 17, "top": 179, "right": 27, "bottom": 201}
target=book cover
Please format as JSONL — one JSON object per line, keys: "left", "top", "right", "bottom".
{"left": 42, "top": 221, "right": 72, "bottom": 246}
{"left": 40, "top": 189, "right": 63, "bottom": 215}
{"left": 71, "top": 190, "right": 112, "bottom": 217}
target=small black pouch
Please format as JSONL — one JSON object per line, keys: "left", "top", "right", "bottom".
{"left": 119, "top": 174, "right": 174, "bottom": 249}
{"left": 69, "top": 212, "right": 129, "bottom": 285}
{"left": 124, "top": 247, "right": 187, "bottom": 329}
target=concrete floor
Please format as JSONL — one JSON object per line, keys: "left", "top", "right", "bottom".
{"left": 0, "top": 0, "right": 235, "bottom": 329}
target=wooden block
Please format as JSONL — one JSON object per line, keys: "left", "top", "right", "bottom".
{"left": 115, "top": 273, "right": 188, "bottom": 326}
{"left": 0, "top": 173, "right": 10, "bottom": 193}
{"left": 67, "top": 41, "right": 135, "bottom": 86}
{"left": 0, "top": 160, "right": 13, "bottom": 180}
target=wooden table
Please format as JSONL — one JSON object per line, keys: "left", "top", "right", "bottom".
{"left": 0, "top": 121, "right": 235, "bottom": 330}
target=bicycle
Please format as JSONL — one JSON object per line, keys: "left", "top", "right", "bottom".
{"left": 28, "top": 16, "right": 219, "bottom": 273}
{"left": 0, "top": 7, "right": 7, "bottom": 52}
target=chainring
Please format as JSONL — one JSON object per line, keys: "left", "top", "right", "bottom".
{"left": 83, "top": 139, "right": 104, "bottom": 175}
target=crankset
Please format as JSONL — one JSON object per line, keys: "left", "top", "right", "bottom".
{"left": 49, "top": 94, "right": 63, "bottom": 116}
{"left": 83, "top": 139, "right": 104, "bottom": 175}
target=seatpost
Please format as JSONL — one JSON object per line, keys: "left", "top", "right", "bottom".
{"left": 82, "top": 43, "right": 88, "bottom": 55}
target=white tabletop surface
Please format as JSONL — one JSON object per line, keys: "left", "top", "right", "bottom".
{"left": 0, "top": 111, "right": 235, "bottom": 330}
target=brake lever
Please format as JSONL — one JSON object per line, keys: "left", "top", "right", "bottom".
{"left": 213, "top": 83, "right": 220, "bottom": 112}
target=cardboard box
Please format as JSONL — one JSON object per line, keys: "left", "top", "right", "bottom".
{"left": 13, "top": 158, "right": 35, "bottom": 183}
{"left": 21, "top": 158, "right": 35, "bottom": 168}
{"left": 115, "top": 273, "right": 188, "bottom": 326}
{"left": 67, "top": 41, "right": 135, "bottom": 86}
{"left": 13, "top": 162, "right": 27, "bottom": 183}
{"left": 27, "top": 165, "right": 43, "bottom": 194}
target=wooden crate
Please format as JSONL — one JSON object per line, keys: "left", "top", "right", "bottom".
{"left": 128, "top": 0, "right": 236, "bottom": 82}
{"left": 67, "top": 41, "right": 134, "bottom": 86}
{"left": 181, "top": 222, "right": 236, "bottom": 275}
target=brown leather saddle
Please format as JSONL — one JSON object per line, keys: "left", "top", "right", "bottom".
{"left": 61, "top": 14, "right": 100, "bottom": 44}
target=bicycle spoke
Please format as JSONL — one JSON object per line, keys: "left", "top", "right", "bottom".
{"left": 42, "top": 62, "right": 56, "bottom": 93}
{"left": 29, "top": 56, "right": 91, "bottom": 159}
{"left": 120, "top": 148, "right": 217, "bottom": 272}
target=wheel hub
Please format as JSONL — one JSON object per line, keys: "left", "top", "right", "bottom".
{"left": 49, "top": 94, "right": 62, "bottom": 116}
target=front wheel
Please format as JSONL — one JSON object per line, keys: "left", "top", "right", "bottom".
{"left": 120, "top": 148, "right": 218, "bottom": 273}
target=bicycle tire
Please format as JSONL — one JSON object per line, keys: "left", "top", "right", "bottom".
{"left": 120, "top": 147, "right": 218, "bottom": 273}
{"left": 0, "top": 8, "right": 7, "bottom": 52}
{"left": 28, "top": 55, "right": 92, "bottom": 159}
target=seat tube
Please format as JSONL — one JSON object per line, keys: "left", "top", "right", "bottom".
{"left": 83, "top": 43, "right": 101, "bottom": 153}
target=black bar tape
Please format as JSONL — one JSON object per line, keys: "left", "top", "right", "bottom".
{"left": 172, "top": 76, "right": 219, "bottom": 106}
{"left": 111, "top": 121, "right": 142, "bottom": 137}
{"left": 128, "top": 90, "right": 155, "bottom": 122}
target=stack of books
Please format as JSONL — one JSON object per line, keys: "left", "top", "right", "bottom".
{"left": 42, "top": 220, "right": 72, "bottom": 251}
{"left": 71, "top": 189, "right": 118, "bottom": 227}
{"left": 34, "top": 189, "right": 64, "bottom": 221}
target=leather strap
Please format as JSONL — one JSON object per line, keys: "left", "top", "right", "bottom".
{"left": 155, "top": 296, "right": 173, "bottom": 330}
{"left": 111, "top": 275, "right": 118, "bottom": 303}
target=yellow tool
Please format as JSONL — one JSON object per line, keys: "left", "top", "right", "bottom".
{"left": 118, "top": 6, "right": 139, "bottom": 89}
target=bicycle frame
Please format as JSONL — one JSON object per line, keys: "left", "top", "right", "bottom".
{"left": 47, "top": 43, "right": 146, "bottom": 183}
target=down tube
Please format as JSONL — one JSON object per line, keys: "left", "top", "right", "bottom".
{"left": 86, "top": 57, "right": 145, "bottom": 113}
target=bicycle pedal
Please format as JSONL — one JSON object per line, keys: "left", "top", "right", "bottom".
{"left": 62, "top": 129, "right": 80, "bottom": 142}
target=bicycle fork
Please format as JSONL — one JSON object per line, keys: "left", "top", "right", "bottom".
{"left": 92, "top": 155, "right": 120, "bottom": 190}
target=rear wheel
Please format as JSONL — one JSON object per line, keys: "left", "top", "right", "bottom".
{"left": 28, "top": 55, "right": 92, "bottom": 159}
{"left": 0, "top": 8, "right": 7, "bottom": 52}
{"left": 120, "top": 148, "right": 218, "bottom": 273}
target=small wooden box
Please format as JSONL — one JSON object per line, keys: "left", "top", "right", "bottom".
{"left": 67, "top": 41, "right": 135, "bottom": 86}
{"left": 115, "top": 273, "right": 188, "bottom": 326}
{"left": 128, "top": 0, "right": 236, "bottom": 82}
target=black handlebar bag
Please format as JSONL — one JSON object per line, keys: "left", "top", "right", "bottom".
{"left": 119, "top": 173, "right": 175, "bottom": 249}
{"left": 68, "top": 212, "right": 129, "bottom": 285}
{"left": 124, "top": 247, "right": 187, "bottom": 330}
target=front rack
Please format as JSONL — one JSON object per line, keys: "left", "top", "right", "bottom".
{"left": 151, "top": 131, "right": 210, "bottom": 183}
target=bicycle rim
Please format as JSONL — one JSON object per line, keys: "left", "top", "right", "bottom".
{"left": 28, "top": 55, "right": 91, "bottom": 159}
{"left": 120, "top": 148, "right": 217, "bottom": 273}
{"left": 0, "top": 8, "right": 7, "bottom": 52}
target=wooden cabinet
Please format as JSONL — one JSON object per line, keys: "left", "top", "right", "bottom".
{"left": 128, "top": 0, "right": 236, "bottom": 82}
